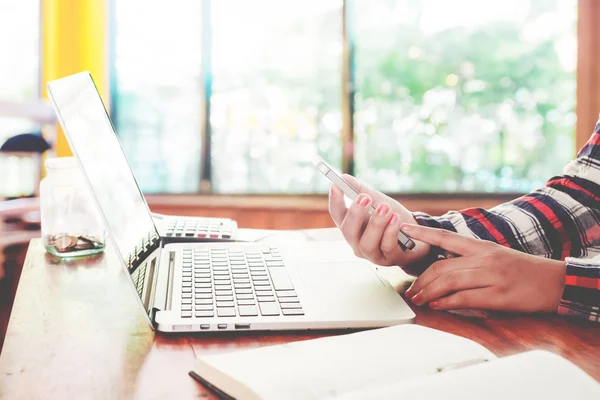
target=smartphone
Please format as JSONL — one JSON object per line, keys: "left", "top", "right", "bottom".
{"left": 312, "top": 156, "right": 416, "bottom": 251}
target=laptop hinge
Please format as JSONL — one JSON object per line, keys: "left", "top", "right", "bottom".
{"left": 151, "top": 249, "right": 174, "bottom": 318}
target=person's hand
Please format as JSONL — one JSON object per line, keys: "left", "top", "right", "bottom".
{"left": 401, "top": 224, "right": 567, "bottom": 313}
{"left": 328, "top": 175, "right": 430, "bottom": 267}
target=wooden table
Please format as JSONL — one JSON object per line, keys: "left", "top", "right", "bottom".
{"left": 1, "top": 229, "right": 599, "bottom": 399}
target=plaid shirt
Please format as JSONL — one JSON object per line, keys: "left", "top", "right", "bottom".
{"left": 414, "top": 121, "right": 600, "bottom": 323}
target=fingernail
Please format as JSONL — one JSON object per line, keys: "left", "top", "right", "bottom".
{"left": 400, "top": 223, "right": 412, "bottom": 231}
{"left": 330, "top": 186, "right": 336, "bottom": 197}
{"left": 357, "top": 194, "right": 370, "bottom": 207}
{"left": 411, "top": 292, "right": 422, "bottom": 305}
{"left": 389, "top": 213, "right": 399, "bottom": 225}
{"left": 429, "top": 301, "right": 439, "bottom": 309}
{"left": 376, "top": 203, "right": 390, "bottom": 216}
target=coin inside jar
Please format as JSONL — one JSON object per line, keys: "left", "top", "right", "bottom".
{"left": 55, "top": 235, "right": 78, "bottom": 253}
{"left": 74, "top": 236, "right": 96, "bottom": 250}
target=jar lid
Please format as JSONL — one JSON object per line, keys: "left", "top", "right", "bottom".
{"left": 45, "top": 156, "right": 79, "bottom": 171}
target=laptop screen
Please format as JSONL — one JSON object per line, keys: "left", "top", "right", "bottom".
{"left": 47, "top": 72, "right": 160, "bottom": 272}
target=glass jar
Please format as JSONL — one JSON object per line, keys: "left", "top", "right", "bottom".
{"left": 40, "top": 157, "right": 106, "bottom": 257}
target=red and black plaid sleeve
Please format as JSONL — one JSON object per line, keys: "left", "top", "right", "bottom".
{"left": 413, "top": 120, "right": 600, "bottom": 322}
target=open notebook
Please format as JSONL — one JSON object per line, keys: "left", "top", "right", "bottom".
{"left": 189, "top": 325, "right": 600, "bottom": 400}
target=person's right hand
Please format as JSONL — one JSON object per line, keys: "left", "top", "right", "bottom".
{"left": 328, "top": 174, "right": 431, "bottom": 268}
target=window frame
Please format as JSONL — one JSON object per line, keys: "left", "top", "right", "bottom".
{"left": 110, "top": 0, "right": 589, "bottom": 198}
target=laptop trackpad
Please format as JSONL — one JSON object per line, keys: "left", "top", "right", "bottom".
{"left": 297, "top": 261, "right": 398, "bottom": 318}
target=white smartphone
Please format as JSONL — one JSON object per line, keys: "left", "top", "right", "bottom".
{"left": 312, "top": 156, "right": 416, "bottom": 251}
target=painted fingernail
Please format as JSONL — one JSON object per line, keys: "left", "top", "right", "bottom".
{"left": 429, "top": 301, "right": 439, "bottom": 309}
{"left": 411, "top": 292, "right": 422, "bottom": 305}
{"left": 357, "top": 194, "right": 370, "bottom": 207}
{"left": 376, "top": 203, "right": 390, "bottom": 216}
{"left": 389, "top": 213, "right": 399, "bottom": 225}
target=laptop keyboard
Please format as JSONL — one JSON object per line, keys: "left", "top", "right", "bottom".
{"left": 179, "top": 246, "right": 304, "bottom": 318}
{"left": 131, "top": 263, "right": 147, "bottom": 298}
{"left": 166, "top": 219, "right": 233, "bottom": 239}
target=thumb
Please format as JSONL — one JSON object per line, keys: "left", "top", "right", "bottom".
{"left": 342, "top": 174, "right": 390, "bottom": 204}
{"left": 328, "top": 185, "right": 347, "bottom": 227}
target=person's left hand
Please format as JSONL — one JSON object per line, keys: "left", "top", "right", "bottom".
{"left": 401, "top": 224, "right": 567, "bottom": 313}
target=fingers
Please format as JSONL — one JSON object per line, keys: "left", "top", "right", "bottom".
{"left": 357, "top": 204, "right": 395, "bottom": 263}
{"left": 328, "top": 185, "right": 347, "bottom": 228}
{"left": 339, "top": 193, "right": 372, "bottom": 257}
{"left": 380, "top": 212, "right": 405, "bottom": 261}
{"left": 405, "top": 257, "right": 473, "bottom": 298}
{"left": 429, "top": 288, "right": 495, "bottom": 310}
{"left": 411, "top": 268, "right": 492, "bottom": 306}
{"left": 400, "top": 224, "right": 483, "bottom": 256}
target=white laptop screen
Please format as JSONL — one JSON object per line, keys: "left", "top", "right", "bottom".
{"left": 47, "top": 72, "right": 159, "bottom": 270}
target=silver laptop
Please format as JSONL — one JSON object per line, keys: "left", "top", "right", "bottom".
{"left": 50, "top": 74, "right": 236, "bottom": 243}
{"left": 47, "top": 71, "right": 415, "bottom": 332}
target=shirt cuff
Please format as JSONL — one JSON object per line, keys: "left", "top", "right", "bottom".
{"left": 557, "top": 257, "right": 600, "bottom": 322}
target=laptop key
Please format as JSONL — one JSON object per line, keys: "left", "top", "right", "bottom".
{"left": 280, "top": 302, "right": 303, "bottom": 309}
{"left": 216, "top": 295, "right": 234, "bottom": 302}
{"left": 257, "top": 296, "right": 275, "bottom": 302}
{"left": 237, "top": 299, "right": 256, "bottom": 306}
{"left": 256, "top": 290, "right": 274, "bottom": 296}
{"left": 251, "top": 276, "right": 269, "bottom": 282}
{"left": 217, "top": 301, "right": 235, "bottom": 308}
{"left": 259, "top": 303, "right": 280, "bottom": 316}
{"left": 235, "top": 289, "right": 253, "bottom": 294}
{"left": 195, "top": 310, "right": 214, "bottom": 318}
{"left": 253, "top": 281, "right": 271, "bottom": 286}
{"left": 195, "top": 304, "right": 214, "bottom": 311}
{"left": 181, "top": 311, "right": 192, "bottom": 318}
{"left": 282, "top": 308, "right": 305, "bottom": 316}
{"left": 217, "top": 308, "right": 236, "bottom": 317}
{"left": 182, "top": 293, "right": 192, "bottom": 299}
{"left": 215, "top": 290, "right": 233, "bottom": 296}
{"left": 236, "top": 294, "right": 254, "bottom": 300}
{"left": 195, "top": 293, "right": 213, "bottom": 299}
{"left": 234, "top": 283, "right": 252, "bottom": 289}
{"left": 278, "top": 297, "right": 300, "bottom": 303}
{"left": 238, "top": 306, "right": 258, "bottom": 317}
{"left": 181, "top": 299, "right": 192, "bottom": 305}
{"left": 181, "top": 305, "right": 192, "bottom": 311}
{"left": 268, "top": 268, "right": 294, "bottom": 291}
{"left": 254, "top": 286, "right": 273, "bottom": 292}
{"left": 276, "top": 290, "right": 297, "bottom": 298}
{"left": 195, "top": 299, "right": 213, "bottom": 305}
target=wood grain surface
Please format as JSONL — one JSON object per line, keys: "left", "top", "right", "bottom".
{"left": 1, "top": 230, "right": 598, "bottom": 399}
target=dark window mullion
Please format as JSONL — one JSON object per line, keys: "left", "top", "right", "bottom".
{"left": 341, "top": 0, "right": 356, "bottom": 176}
{"left": 199, "top": 0, "right": 212, "bottom": 193}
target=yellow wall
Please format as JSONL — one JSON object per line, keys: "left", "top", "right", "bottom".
{"left": 41, "top": 0, "right": 108, "bottom": 157}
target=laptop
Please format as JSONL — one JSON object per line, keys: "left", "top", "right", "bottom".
{"left": 51, "top": 79, "right": 237, "bottom": 243}
{"left": 47, "top": 71, "right": 415, "bottom": 332}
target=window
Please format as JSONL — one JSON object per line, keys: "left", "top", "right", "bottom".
{"left": 111, "top": 0, "right": 204, "bottom": 193}
{"left": 111, "top": 0, "right": 577, "bottom": 195}
{"left": 0, "top": 0, "right": 40, "bottom": 143}
{"left": 354, "top": 0, "right": 576, "bottom": 193}
{"left": 211, "top": 0, "right": 342, "bottom": 193}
